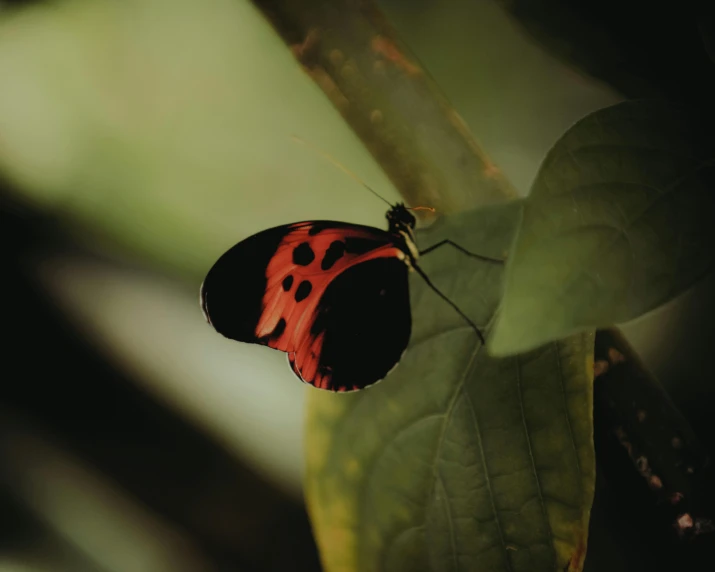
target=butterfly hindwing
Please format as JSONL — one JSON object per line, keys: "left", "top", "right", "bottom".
{"left": 289, "top": 256, "right": 411, "bottom": 392}
{"left": 201, "top": 220, "right": 412, "bottom": 391}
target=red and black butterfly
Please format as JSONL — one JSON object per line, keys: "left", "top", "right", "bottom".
{"left": 200, "top": 201, "right": 500, "bottom": 393}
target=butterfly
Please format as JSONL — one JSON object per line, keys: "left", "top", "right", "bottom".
{"left": 200, "top": 201, "right": 502, "bottom": 393}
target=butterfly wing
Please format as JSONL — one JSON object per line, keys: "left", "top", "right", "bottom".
{"left": 200, "top": 221, "right": 412, "bottom": 391}
{"left": 287, "top": 256, "right": 411, "bottom": 391}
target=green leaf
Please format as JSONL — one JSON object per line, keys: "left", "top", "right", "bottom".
{"left": 489, "top": 100, "right": 715, "bottom": 357}
{"left": 304, "top": 201, "right": 595, "bottom": 572}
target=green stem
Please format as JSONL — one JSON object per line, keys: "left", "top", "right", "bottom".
{"left": 250, "top": 0, "right": 518, "bottom": 217}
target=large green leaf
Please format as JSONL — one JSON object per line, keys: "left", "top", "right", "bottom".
{"left": 490, "top": 100, "right": 715, "bottom": 357}
{"left": 304, "top": 201, "right": 595, "bottom": 572}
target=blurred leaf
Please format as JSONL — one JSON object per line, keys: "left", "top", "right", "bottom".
{"left": 305, "top": 201, "right": 595, "bottom": 572}
{"left": 0, "top": 0, "right": 407, "bottom": 277}
{"left": 495, "top": 0, "right": 715, "bottom": 104}
{"left": 490, "top": 100, "right": 715, "bottom": 357}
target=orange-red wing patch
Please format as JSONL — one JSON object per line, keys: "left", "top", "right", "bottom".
{"left": 257, "top": 224, "right": 404, "bottom": 389}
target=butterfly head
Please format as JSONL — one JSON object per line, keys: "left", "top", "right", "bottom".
{"left": 386, "top": 203, "right": 417, "bottom": 235}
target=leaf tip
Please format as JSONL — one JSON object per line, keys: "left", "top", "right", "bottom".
{"left": 486, "top": 314, "right": 530, "bottom": 357}
{"left": 485, "top": 328, "right": 519, "bottom": 357}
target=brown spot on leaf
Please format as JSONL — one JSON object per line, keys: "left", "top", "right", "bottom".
{"left": 676, "top": 513, "right": 694, "bottom": 530}
{"left": 608, "top": 347, "right": 625, "bottom": 364}
{"left": 593, "top": 359, "right": 610, "bottom": 377}
{"left": 340, "top": 60, "right": 357, "bottom": 81}
{"left": 370, "top": 109, "right": 383, "bottom": 124}
{"left": 306, "top": 67, "right": 349, "bottom": 111}
{"left": 371, "top": 35, "right": 422, "bottom": 76}
{"left": 648, "top": 475, "right": 663, "bottom": 490}
{"left": 636, "top": 456, "right": 650, "bottom": 476}
{"left": 291, "top": 28, "right": 320, "bottom": 63}
{"left": 291, "top": 31, "right": 349, "bottom": 111}
{"left": 567, "top": 535, "right": 588, "bottom": 572}
{"left": 637, "top": 409, "right": 647, "bottom": 422}
{"left": 613, "top": 424, "right": 632, "bottom": 456}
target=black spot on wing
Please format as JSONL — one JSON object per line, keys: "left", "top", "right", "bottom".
{"left": 321, "top": 240, "right": 346, "bottom": 271}
{"left": 295, "top": 280, "right": 312, "bottom": 302}
{"left": 282, "top": 275, "right": 294, "bottom": 291}
{"left": 293, "top": 242, "right": 315, "bottom": 266}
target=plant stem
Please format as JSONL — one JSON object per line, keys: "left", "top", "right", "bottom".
{"left": 251, "top": 0, "right": 518, "bottom": 217}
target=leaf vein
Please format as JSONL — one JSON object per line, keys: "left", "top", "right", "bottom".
{"left": 514, "top": 353, "right": 557, "bottom": 565}
{"left": 554, "top": 341, "right": 582, "bottom": 477}
{"left": 463, "top": 386, "right": 513, "bottom": 572}
{"left": 437, "top": 474, "right": 459, "bottom": 572}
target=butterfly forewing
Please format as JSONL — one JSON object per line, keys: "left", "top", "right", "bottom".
{"left": 201, "top": 220, "right": 413, "bottom": 391}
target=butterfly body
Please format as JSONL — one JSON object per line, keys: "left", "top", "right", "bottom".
{"left": 200, "top": 204, "right": 419, "bottom": 392}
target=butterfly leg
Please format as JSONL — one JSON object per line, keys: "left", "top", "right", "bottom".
{"left": 419, "top": 239, "right": 504, "bottom": 263}
{"left": 412, "top": 264, "right": 486, "bottom": 344}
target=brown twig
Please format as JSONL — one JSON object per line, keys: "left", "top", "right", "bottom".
{"left": 251, "top": 0, "right": 517, "bottom": 219}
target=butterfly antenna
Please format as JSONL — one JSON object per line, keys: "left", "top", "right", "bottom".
{"left": 290, "top": 135, "right": 392, "bottom": 207}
